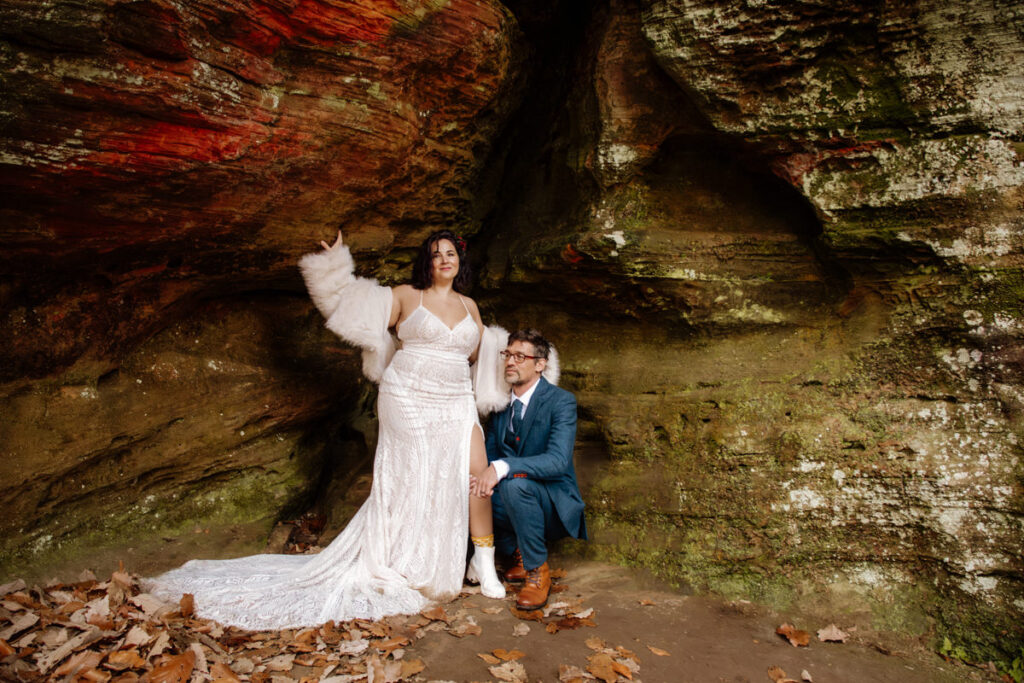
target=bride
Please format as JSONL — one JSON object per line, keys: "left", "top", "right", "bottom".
{"left": 146, "top": 230, "right": 508, "bottom": 630}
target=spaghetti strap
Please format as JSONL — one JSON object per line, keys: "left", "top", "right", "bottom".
{"left": 419, "top": 290, "right": 424, "bottom": 306}
{"left": 458, "top": 294, "right": 470, "bottom": 314}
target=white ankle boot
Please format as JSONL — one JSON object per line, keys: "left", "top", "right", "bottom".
{"left": 466, "top": 546, "right": 505, "bottom": 599}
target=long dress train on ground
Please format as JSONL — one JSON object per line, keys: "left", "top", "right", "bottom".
{"left": 146, "top": 296, "right": 481, "bottom": 630}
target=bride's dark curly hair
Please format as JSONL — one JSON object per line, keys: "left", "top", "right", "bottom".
{"left": 412, "top": 229, "right": 472, "bottom": 292}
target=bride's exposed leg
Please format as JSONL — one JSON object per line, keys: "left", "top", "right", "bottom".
{"left": 467, "top": 424, "right": 505, "bottom": 598}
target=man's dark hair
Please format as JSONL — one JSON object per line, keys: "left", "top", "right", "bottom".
{"left": 508, "top": 328, "right": 550, "bottom": 360}
{"left": 411, "top": 229, "right": 472, "bottom": 292}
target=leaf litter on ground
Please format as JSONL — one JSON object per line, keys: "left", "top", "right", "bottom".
{"left": 0, "top": 561, "right": 602, "bottom": 682}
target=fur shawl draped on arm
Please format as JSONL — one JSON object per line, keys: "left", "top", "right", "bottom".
{"left": 298, "top": 244, "right": 395, "bottom": 383}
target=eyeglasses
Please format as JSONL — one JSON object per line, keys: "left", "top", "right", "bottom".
{"left": 500, "top": 351, "right": 542, "bottom": 363}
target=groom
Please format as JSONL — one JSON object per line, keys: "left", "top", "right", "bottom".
{"left": 474, "top": 329, "right": 587, "bottom": 610}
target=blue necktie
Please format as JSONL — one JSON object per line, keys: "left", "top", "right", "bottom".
{"left": 505, "top": 399, "right": 523, "bottom": 449}
{"left": 511, "top": 398, "right": 524, "bottom": 434}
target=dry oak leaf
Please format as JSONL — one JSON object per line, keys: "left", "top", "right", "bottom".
{"left": 550, "top": 568, "right": 568, "bottom": 579}
{"left": 638, "top": 599, "right": 656, "bottom": 607}
{"left": 146, "top": 649, "right": 196, "bottom": 683}
{"left": 816, "top": 624, "right": 849, "bottom": 643}
{"left": 775, "top": 623, "right": 811, "bottom": 648}
{"left": 0, "top": 639, "right": 14, "bottom": 657}
{"left": 264, "top": 653, "right": 295, "bottom": 672}
{"left": 585, "top": 636, "right": 606, "bottom": 651}
{"left": 420, "top": 606, "right": 451, "bottom": 624}
{"left": 489, "top": 659, "right": 528, "bottom": 682}
{"left": 611, "top": 659, "right": 634, "bottom": 680}
{"left": 481, "top": 606, "right": 504, "bottom": 615}
{"left": 336, "top": 638, "right": 369, "bottom": 656}
{"left": 448, "top": 617, "right": 482, "bottom": 638}
{"left": 400, "top": 658, "right": 426, "bottom": 678}
{"left": 209, "top": 662, "right": 241, "bottom": 683}
{"left": 512, "top": 623, "right": 530, "bottom": 637}
{"left": 767, "top": 665, "right": 799, "bottom": 683}
{"left": 587, "top": 653, "right": 618, "bottom": 683}
{"left": 646, "top": 645, "right": 670, "bottom": 657}
{"left": 373, "top": 636, "right": 410, "bottom": 656}
{"left": 105, "top": 649, "right": 148, "bottom": 671}
{"left": 477, "top": 653, "right": 501, "bottom": 664}
{"left": 493, "top": 648, "right": 526, "bottom": 661}
{"left": 510, "top": 606, "right": 544, "bottom": 622}
{"left": 367, "top": 655, "right": 403, "bottom": 683}
{"left": 178, "top": 594, "right": 194, "bottom": 619}
{"left": 56, "top": 650, "right": 104, "bottom": 677}
{"left": 558, "top": 663, "right": 589, "bottom": 683}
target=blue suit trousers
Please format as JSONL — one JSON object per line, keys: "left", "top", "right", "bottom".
{"left": 492, "top": 476, "right": 568, "bottom": 570}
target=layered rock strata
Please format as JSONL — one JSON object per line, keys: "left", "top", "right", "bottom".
{"left": 478, "top": 0, "right": 1023, "bottom": 662}
{"left": 0, "top": 0, "right": 521, "bottom": 575}
{"left": 1, "top": 0, "right": 1021, "bottom": 664}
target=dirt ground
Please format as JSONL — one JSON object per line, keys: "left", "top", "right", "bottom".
{"left": 3, "top": 526, "right": 998, "bottom": 683}
{"left": 408, "top": 558, "right": 989, "bottom": 683}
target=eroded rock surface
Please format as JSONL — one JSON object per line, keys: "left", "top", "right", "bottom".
{"left": 0, "top": 0, "right": 521, "bottom": 574}
{"left": 479, "top": 0, "right": 1024, "bottom": 662}
{"left": 1, "top": 0, "right": 1021, "bottom": 664}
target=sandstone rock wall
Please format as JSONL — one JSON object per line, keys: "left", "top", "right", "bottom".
{"left": 0, "top": 0, "right": 521, "bottom": 575}
{"left": 477, "top": 0, "right": 1023, "bottom": 662}
{"left": 1, "top": 0, "right": 1021, "bottom": 664}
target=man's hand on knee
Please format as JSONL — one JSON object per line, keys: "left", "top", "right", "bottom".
{"left": 475, "top": 464, "right": 500, "bottom": 498}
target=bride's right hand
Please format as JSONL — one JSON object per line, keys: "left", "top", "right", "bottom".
{"left": 320, "top": 230, "right": 343, "bottom": 251}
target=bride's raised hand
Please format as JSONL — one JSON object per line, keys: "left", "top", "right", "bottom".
{"left": 320, "top": 230, "right": 343, "bottom": 251}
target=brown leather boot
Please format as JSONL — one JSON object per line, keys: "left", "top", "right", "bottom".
{"left": 504, "top": 548, "right": 527, "bottom": 583}
{"left": 515, "top": 562, "right": 550, "bottom": 610}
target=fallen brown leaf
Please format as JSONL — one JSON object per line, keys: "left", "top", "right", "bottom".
{"left": 493, "top": 648, "right": 526, "bottom": 661}
{"left": 510, "top": 606, "right": 544, "bottom": 622}
{"left": 638, "top": 599, "right": 656, "bottom": 606}
{"left": 776, "top": 623, "right": 811, "bottom": 647}
{"left": 489, "top": 659, "right": 528, "bottom": 682}
{"left": 448, "top": 618, "right": 482, "bottom": 638}
{"left": 647, "top": 645, "right": 670, "bottom": 657}
{"left": 615, "top": 645, "right": 638, "bottom": 662}
{"left": 512, "top": 623, "right": 530, "bottom": 637}
{"left": 373, "top": 636, "right": 409, "bottom": 656}
{"left": 209, "top": 661, "right": 241, "bottom": 682}
{"left": 587, "top": 653, "right": 618, "bottom": 683}
{"left": 478, "top": 653, "right": 501, "bottom": 664}
{"left": 419, "top": 606, "right": 450, "bottom": 624}
{"left": 105, "top": 649, "right": 147, "bottom": 671}
{"left": 0, "top": 639, "right": 14, "bottom": 657}
{"left": 767, "top": 664, "right": 800, "bottom": 683}
{"left": 147, "top": 650, "right": 196, "bottom": 683}
{"left": 550, "top": 568, "right": 568, "bottom": 579}
{"left": 585, "top": 636, "right": 605, "bottom": 651}
{"left": 547, "top": 615, "right": 595, "bottom": 633}
{"left": 558, "top": 663, "right": 588, "bottom": 683}
{"left": 481, "top": 606, "right": 504, "bottom": 615}
{"left": 37, "top": 626, "right": 106, "bottom": 673}
{"left": 400, "top": 658, "right": 426, "bottom": 678}
{"left": 611, "top": 659, "right": 633, "bottom": 680}
{"left": 56, "top": 650, "right": 103, "bottom": 676}
{"left": 178, "top": 594, "right": 194, "bottom": 619}
{"left": 801, "top": 669, "right": 813, "bottom": 682}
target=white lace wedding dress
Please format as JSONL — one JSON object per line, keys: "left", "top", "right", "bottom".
{"left": 146, "top": 299, "right": 480, "bottom": 630}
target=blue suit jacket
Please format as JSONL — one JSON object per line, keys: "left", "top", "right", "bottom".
{"left": 485, "top": 377, "right": 587, "bottom": 540}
